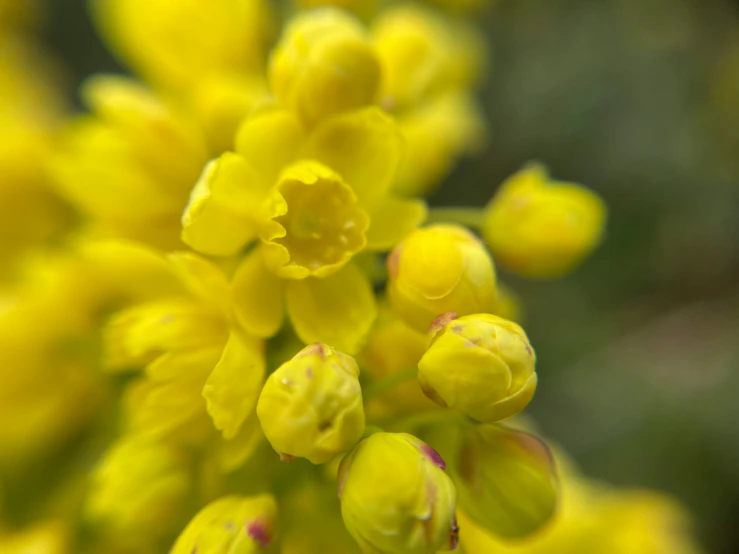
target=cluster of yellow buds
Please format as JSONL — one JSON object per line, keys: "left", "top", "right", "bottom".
{"left": 0, "top": 0, "right": 703, "bottom": 553}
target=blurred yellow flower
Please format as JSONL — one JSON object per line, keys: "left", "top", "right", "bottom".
{"left": 482, "top": 163, "right": 606, "bottom": 279}
{"left": 458, "top": 451, "right": 702, "bottom": 554}
{"left": 454, "top": 425, "right": 558, "bottom": 540}
{"left": 86, "top": 436, "right": 190, "bottom": 549}
{"left": 270, "top": 9, "right": 381, "bottom": 126}
{"left": 51, "top": 76, "right": 208, "bottom": 249}
{"left": 0, "top": 521, "right": 68, "bottom": 554}
{"left": 359, "top": 305, "right": 440, "bottom": 418}
{"left": 90, "top": 0, "right": 273, "bottom": 93}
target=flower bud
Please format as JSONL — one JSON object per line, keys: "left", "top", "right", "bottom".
{"left": 387, "top": 224, "right": 497, "bottom": 332}
{"left": 171, "top": 494, "right": 277, "bottom": 554}
{"left": 338, "top": 432, "right": 458, "bottom": 554}
{"left": 257, "top": 343, "right": 365, "bottom": 464}
{"left": 454, "top": 425, "right": 558, "bottom": 540}
{"left": 482, "top": 163, "right": 606, "bottom": 279}
{"left": 418, "top": 313, "right": 536, "bottom": 422}
{"left": 269, "top": 9, "right": 381, "bottom": 126}
{"left": 86, "top": 437, "right": 190, "bottom": 548}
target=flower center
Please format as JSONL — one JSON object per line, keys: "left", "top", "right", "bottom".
{"left": 264, "top": 162, "right": 369, "bottom": 278}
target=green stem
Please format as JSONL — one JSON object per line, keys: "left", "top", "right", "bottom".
{"left": 363, "top": 367, "right": 417, "bottom": 400}
{"left": 426, "top": 207, "right": 486, "bottom": 229}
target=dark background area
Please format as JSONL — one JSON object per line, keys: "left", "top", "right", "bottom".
{"left": 41, "top": 0, "right": 739, "bottom": 552}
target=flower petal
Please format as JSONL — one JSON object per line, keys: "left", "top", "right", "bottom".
{"left": 232, "top": 247, "right": 286, "bottom": 338}
{"left": 181, "top": 152, "right": 264, "bottom": 256}
{"left": 203, "top": 330, "right": 265, "bottom": 440}
{"left": 365, "top": 195, "right": 427, "bottom": 251}
{"left": 285, "top": 262, "right": 377, "bottom": 354}
{"left": 166, "top": 252, "right": 231, "bottom": 315}
{"left": 234, "top": 105, "right": 306, "bottom": 188}
{"left": 302, "top": 107, "right": 402, "bottom": 206}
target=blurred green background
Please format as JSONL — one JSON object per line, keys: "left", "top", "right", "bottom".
{"left": 41, "top": 0, "right": 739, "bottom": 552}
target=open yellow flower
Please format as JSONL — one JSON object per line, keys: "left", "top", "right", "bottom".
{"left": 183, "top": 105, "right": 425, "bottom": 353}
{"left": 105, "top": 249, "right": 266, "bottom": 470}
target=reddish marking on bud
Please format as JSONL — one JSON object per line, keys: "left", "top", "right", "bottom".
{"left": 278, "top": 452, "right": 299, "bottom": 462}
{"left": 297, "top": 343, "right": 326, "bottom": 359}
{"left": 306, "top": 366, "right": 314, "bottom": 379}
{"left": 246, "top": 520, "right": 271, "bottom": 547}
{"left": 449, "top": 518, "right": 460, "bottom": 550}
{"left": 420, "top": 380, "right": 447, "bottom": 408}
{"left": 421, "top": 444, "right": 446, "bottom": 470}
{"left": 387, "top": 245, "right": 402, "bottom": 279}
{"left": 429, "top": 312, "right": 456, "bottom": 338}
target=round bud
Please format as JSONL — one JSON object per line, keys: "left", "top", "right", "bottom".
{"left": 418, "top": 313, "right": 536, "bottom": 422}
{"left": 338, "top": 432, "right": 458, "bottom": 554}
{"left": 257, "top": 343, "right": 364, "bottom": 464}
{"left": 387, "top": 224, "right": 497, "bottom": 332}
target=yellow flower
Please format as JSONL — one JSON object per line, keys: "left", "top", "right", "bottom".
{"left": 418, "top": 313, "right": 537, "bottom": 422}
{"left": 338, "top": 432, "right": 458, "bottom": 554}
{"left": 295, "top": 0, "right": 376, "bottom": 18}
{"left": 0, "top": 33, "right": 70, "bottom": 277}
{"left": 482, "top": 163, "right": 606, "bottom": 279}
{"left": 257, "top": 343, "right": 364, "bottom": 464}
{"left": 359, "top": 305, "right": 439, "bottom": 418}
{"left": 387, "top": 224, "right": 497, "bottom": 332}
{"left": 371, "top": 6, "right": 486, "bottom": 196}
{"left": 86, "top": 436, "right": 190, "bottom": 548}
{"left": 270, "top": 9, "right": 381, "bottom": 126}
{"left": 51, "top": 76, "right": 208, "bottom": 249}
{"left": 104, "top": 249, "right": 266, "bottom": 469}
{"left": 0, "top": 521, "right": 69, "bottom": 554}
{"left": 457, "top": 450, "right": 702, "bottom": 554}
{"left": 90, "top": 0, "right": 273, "bottom": 93}
{"left": 454, "top": 425, "right": 558, "bottom": 540}
{"left": 171, "top": 494, "right": 278, "bottom": 554}
{"left": 183, "top": 105, "right": 424, "bottom": 352}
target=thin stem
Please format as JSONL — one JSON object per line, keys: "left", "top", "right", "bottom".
{"left": 426, "top": 207, "right": 486, "bottom": 229}
{"left": 363, "top": 367, "right": 417, "bottom": 400}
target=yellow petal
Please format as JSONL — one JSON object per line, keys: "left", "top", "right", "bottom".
{"left": 215, "top": 413, "right": 265, "bottom": 472}
{"left": 365, "top": 195, "right": 427, "bottom": 251}
{"left": 302, "top": 107, "right": 402, "bottom": 206}
{"left": 90, "top": 0, "right": 272, "bottom": 91}
{"left": 104, "top": 299, "right": 227, "bottom": 369}
{"left": 285, "top": 262, "right": 377, "bottom": 354}
{"left": 166, "top": 252, "right": 231, "bottom": 315}
{"left": 231, "top": 247, "right": 286, "bottom": 338}
{"left": 203, "top": 330, "right": 266, "bottom": 440}
{"left": 181, "top": 152, "right": 263, "bottom": 257}
{"left": 235, "top": 105, "right": 306, "bottom": 188}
